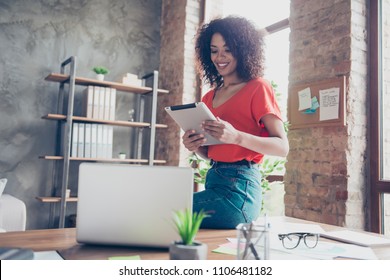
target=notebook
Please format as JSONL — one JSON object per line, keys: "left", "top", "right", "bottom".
{"left": 76, "top": 163, "right": 194, "bottom": 248}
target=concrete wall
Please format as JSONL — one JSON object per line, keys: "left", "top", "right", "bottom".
{"left": 0, "top": 0, "right": 162, "bottom": 229}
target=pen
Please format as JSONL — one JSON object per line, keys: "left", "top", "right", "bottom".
{"left": 241, "top": 224, "right": 260, "bottom": 260}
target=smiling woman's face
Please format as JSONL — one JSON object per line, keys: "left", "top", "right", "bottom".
{"left": 210, "top": 33, "right": 238, "bottom": 78}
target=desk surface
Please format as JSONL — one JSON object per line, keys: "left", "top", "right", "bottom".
{"left": 1, "top": 216, "right": 390, "bottom": 260}
{"left": 0, "top": 227, "right": 237, "bottom": 260}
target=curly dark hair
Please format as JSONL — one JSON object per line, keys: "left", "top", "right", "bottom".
{"left": 195, "top": 16, "right": 265, "bottom": 88}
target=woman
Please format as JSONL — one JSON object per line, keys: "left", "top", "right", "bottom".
{"left": 182, "top": 16, "right": 289, "bottom": 228}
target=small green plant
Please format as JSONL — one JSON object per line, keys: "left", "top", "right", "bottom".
{"left": 258, "top": 157, "right": 286, "bottom": 193}
{"left": 172, "top": 208, "right": 209, "bottom": 245}
{"left": 188, "top": 153, "right": 211, "bottom": 185}
{"left": 92, "top": 66, "right": 109, "bottom": 75}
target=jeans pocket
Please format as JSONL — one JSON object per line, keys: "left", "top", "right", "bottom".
{"left": 242, "top": 180, "right": 262, "bottom": 222}
{"left": 206, "top": 167, "right": 237, "bottom": 189}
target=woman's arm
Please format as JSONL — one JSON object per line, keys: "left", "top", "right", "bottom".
{"left": 202, "top": 114, "right": 289, "bottom": 157}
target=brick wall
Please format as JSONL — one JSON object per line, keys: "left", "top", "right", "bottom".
{"left": 157, "top": 0, "right": 202, "bottom": 166}
{"left": 286, "top": 0, "right": 369, "bottom": 229}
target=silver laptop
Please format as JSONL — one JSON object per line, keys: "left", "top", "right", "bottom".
{"left": 76, "top": 163, "right": 193, "bottom": 248}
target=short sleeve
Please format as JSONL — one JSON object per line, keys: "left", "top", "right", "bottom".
{"left": 251, "top": 79, "right": 282, "bottom": 124}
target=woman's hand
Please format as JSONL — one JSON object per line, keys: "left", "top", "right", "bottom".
{"left": 182, "top": 130, "right": 207, "bottom": 152}
{"left": 202, "top": 117, "right": 239, "bottom": 144}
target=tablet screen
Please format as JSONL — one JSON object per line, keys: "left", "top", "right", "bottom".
{"left": 165, "top": 102, "right": 223, "bottom": 145}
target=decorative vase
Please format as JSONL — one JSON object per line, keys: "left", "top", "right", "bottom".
{"left": 96, "top": 74, "right": 104, "bottom": 81}
{"left": 169, "top": 241, "right": 208, "bottom": 260}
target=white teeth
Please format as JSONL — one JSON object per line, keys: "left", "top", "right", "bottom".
{"left": 218, "top": 63, "right": 228, "bottom": 67}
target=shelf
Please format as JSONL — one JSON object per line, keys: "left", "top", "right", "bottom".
{"left": 42, "top": 114, "right": 168, "bottom": 128}
{"left": 39, "top": 156, "right": 167, "bottom": 164}
{"left": 42, "top": 59, "right": 166, "bottom": 228}
{"left": 45, "top": 73, "right": 169, "bottom": 94}
{"left": 36, "top": 197, "right": 78, "bottom": 203}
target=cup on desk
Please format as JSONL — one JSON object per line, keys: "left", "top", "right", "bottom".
{"left": 236, "top": 222, "right": 270, "bottom": 260}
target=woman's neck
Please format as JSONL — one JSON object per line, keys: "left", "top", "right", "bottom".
{"left": 220, "top": 77, "right": 246, "bottom": 89}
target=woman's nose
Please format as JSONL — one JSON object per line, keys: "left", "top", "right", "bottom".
{"left": 217, "top": 51, "right": 226, "bottom": 59}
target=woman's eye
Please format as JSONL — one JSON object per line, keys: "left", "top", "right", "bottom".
{"left": 211, "top": 50, "right": 218, "bottom": 54}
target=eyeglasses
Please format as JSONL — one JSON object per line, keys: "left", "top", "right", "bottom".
{"left": 278, "top": 232, "right": 319, "bottom": 249}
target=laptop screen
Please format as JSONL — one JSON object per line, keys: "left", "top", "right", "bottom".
{"left": 76, "top": 163, "right": 194, "bottom": 248}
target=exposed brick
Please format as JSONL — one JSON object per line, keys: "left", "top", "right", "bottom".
{"left": 336, "top": 190, "right": 348, "bottom": 201}
{"left": 287, "top": 0, "right": 368, "bottom": 230}
{"left": 321, "top": 214, "right": 341, "bottom": 226}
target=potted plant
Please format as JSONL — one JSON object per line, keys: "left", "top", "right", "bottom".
{"left": 92, "top": 66, "right": 109, "bottom": 81}
{"left": 118, "top": 152, "right": 126, "bottom": 160}
{"left": 169, "top": 208, "right": 209, "bottom": 260}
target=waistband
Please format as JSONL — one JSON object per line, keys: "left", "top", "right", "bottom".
{"left": 210, "top": 159, "right": 258, "bottom": 167}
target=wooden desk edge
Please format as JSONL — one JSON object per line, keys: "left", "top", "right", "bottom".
{"left": 0, "top": 228, "right": 237, "bottom": 260}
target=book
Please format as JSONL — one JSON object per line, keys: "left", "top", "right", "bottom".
{"left": 78, "top": 123, "right": 85, "bottom": 158}
{"left": 98, "top": 87, "right": 105, "bottom": 120}
{"left": 84, "top": 123, "right": 92, "bottom": 158}
{"left": 0, "top": 247, "right": 34, "bottom": 260}
{"left": 109, "top": 88, "right": 116, "bottom": 120}
{"left": 92, "top": 86, "right": 100, "bottom": 119}
{"left": 102, "top": 125, "right": 108, "bottom": 158}
{"left": 107, "top": 126, "right": 113, "bottom": 158}
{"left": 71, "top": 123, "right": 79, "bottom": 157}
{"left": 104, "top": 87, "right": 111, "bottom": 120}
{"left": 83, "top": 85, "right": 94, "bottom": 118}
{"left": 91, "top": 124, "right": 97, "bottom": 158}
{"left": 321, "top": 230, "right": 390, "bottom": 247}
{"left": 96, "top": 124, "right": 103, "bottom": 158}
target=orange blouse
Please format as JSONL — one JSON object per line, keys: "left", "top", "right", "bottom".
{"left": 202, "top": 77, "right": 282, "bottom": 163}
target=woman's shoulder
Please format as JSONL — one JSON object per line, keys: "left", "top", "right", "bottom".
{"left": 246, "top": 77, "right": 274, "bottom": 95}
{"left": 249, "top": 77, "right": 272, "bottom": 88}
{"left": 201, "top": 87, "right": 216, "bottom": 102}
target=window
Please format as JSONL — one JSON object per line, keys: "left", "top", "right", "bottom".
{"left": 222, "top": 1, "right": 290, "bottom": 215}
{"left": 222, "top": 0, "right": 290, "bottom": 123}
{"left": 370, "top": 0, "right": 390, "bottom": 235}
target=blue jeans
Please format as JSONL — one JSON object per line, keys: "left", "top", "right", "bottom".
{"left": 193, "top": 161, "right": 262, "bottom": 229}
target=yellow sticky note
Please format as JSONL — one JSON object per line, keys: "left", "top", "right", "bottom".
{"left": 212, "top": 246, "right": 237, "bottom": 255}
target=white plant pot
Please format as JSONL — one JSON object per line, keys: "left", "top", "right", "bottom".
{"left": 118, "top": 153, "right": 126, "bottom": 160}
{"left": 169, "top": 241, "right": 208, "bottom": 260}
{"left": 96, "top": 74, "right": 104, "bottom": 81}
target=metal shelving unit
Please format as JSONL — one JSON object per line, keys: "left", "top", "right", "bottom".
{"left": 38, "top": 56, "right": 168, "bottom": 228}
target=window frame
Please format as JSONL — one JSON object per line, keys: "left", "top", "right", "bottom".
{"left": 369, "top": 0, "right": 390, "bottom": 234}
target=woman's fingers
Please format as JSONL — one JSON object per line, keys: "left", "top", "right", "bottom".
{"left": 182, "top": 130, "right": 206, "bottom": 151}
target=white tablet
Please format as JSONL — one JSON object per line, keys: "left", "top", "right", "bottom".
{"left": 165, "top": 102, "right": 223, "bottom": 145}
